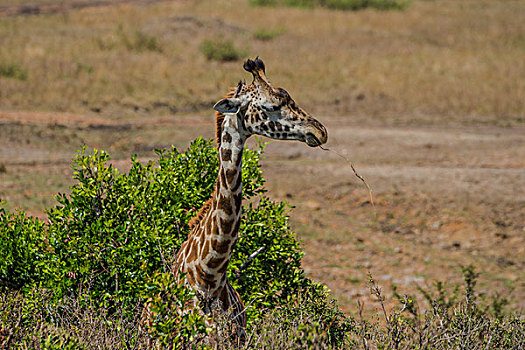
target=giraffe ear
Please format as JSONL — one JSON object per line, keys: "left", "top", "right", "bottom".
{"left": 213, "top": 98, "right": 242, "bottom": 114}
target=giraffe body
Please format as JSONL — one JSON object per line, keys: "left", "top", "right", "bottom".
{"left": 172, "top": 57, "right": 328, "bottom": 337}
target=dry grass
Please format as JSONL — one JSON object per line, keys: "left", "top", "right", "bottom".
{"left": 0, "top": 0, "right": 523, "bottom": 125}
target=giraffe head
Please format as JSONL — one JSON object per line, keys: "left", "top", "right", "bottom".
{"left": 213, "top": 57, "right": 328, "bottom": 147}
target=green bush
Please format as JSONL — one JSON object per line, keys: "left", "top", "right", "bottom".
{"left": 40, "top": 139, "right": 268, "bottom": 303}
{"left": 117, "top": 25, "right": 163, "bottom": 53}
{"left": 0, "top": 62, "right": 28, "bottom": 81}
{"left": 200, "top": 39, "right": 247, "bottom": 61}
{"left": 0, "top": 137, "right": 352, "bottom": 346}
{"left": 0, "top": 209, "right": 46, "bottom": 289}
{"left": 253, "top": 27, "right": 286, "bottom": 41}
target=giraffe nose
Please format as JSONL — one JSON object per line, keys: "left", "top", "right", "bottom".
{"left": 304, "top": 119, "right": 328, "bottom": 147}
{"left": 305, "top": 133, "right": 322, "bottom": 147}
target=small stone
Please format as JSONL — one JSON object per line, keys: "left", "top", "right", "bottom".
{"left": 306, "top": 200, "right": 321, "bottom": 211}
{"left": 431, "top": 220, "right": 441, "bottom": 230}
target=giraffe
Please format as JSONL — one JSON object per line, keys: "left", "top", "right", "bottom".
{"left": 172, "top": 57, "right": 328, "bottom": 339}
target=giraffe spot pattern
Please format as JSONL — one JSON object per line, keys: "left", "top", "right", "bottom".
{"left": 232, "top": 219, "right": 241, "bottom": 238}
{"left": 201, "top": 239, "right": 210, "bottom": 258}
{"left": 211, "top": 238, "right": 231, "bottom": 255}
{"left": 207, "top": 255, "right": 225, "bottom": 269}
{"left": 220, "top": 168, "right": 227, "bottom": 186}
{"left": 234, "top": 192, "right": 242, "bottom": 212}
{"left": 223, "top": 132, "right": 232, "bottom": 143}
{"left": 195, "top": 272, "right": 216, "bottom": 289}
{"left": 231, "top": 174, "right": 241, "bottom": 192}
{"left": 218, "top": 194, "right": 233, "bottom": 216}
{"left": 225, "top": 168, "right": 237, "bottom": 185}
{"left": 219, "top": 216, "right": 234, "bottom": 235}
{"left": 187, "top": 268, "right": 196, "bottom": 285}
{"left": 217, "top": 258, "right": 230, "bottom": 274}
{"left": 221, "top": 149, "right": 232, "bottom": 162}
{"left": 186, "top": 243, "right": 198, "bottom": 263}
{"left": 235, "top": 152, "right": 243, "bottom": 167}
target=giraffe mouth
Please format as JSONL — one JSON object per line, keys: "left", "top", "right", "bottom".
{"left": 305, "top": 133, "right": 322, "bottom": 147}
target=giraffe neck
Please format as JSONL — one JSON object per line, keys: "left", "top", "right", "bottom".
{"left": 180, "top": 113, "right": 247, "bottom": 300}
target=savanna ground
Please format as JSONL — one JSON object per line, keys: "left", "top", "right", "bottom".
{"left": 0, "top": 0, "right": 524, "bottom": 320}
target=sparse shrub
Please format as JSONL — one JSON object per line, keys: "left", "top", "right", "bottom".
{"left": 355, "top": 267, "right": 525, "bottom": 349}
{"left": 117, "top": 25, "right": 163, "bottom": 53}
{"left": 251, "top": 0, "right": 317, "bottom": 7}
{"left": 200, "top": 39, "right": 247, "bottom": 61}
{"left": 0, "top": 287, "right": 149, "bottom": 349}
{"left": 0, "top": 162, "right": 6, "bottom": 173}
{"left": 250, "top": 0, "right": 410, "bottom": 10}
{"left": 0, "top": 62, "right": 28, "bottom": 81}
{"left": 253, "top": 27, "right": 286, "bottom": 41}
{"left": 325, "top": 0, "right": 410, "bottom": 10}
{"left": 144, "top": 272, "right": 208, "bottom": 347}
{"left": 241, "top": 285, "right": 356, "bottom": 348}
{"left": 0, "top": 288, "right": 87, "bottom": 349}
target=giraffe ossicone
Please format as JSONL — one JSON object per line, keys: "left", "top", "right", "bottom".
{"left": 173, "top": 57, "right": 328, "bottom": 339}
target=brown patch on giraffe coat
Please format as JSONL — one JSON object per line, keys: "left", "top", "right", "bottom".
{"left": 218, "top": 194, "right": 233, "bottom": 216}
{"left": 234, "top": 192, "right": 242, "bottom": 212}
{"left": 231, "top": 219, "right": 241, "bottom": 238}
{"left": 207, "top": 255, "right": 226, "bottom": 269}
{"left": 222, "top": 131, "right": 232, "bottom": 143}
{"left": 206, "top": 217, "right": 212, "bottom": 235}
{"left": 211, "top": 238, "right": 231, "bottom": 255}
{"left": 201, "top": 239, "right": 210, "bottom": 258}
{"left": 235, "top": 151, "right": 243, "bottom": 167}
{"left": 218, "top": 259, "right": 230, "bottom": 274}
{"left": 225, "top": 168, "right": 237, "bottom": 185}
{"left": 219, "top": 216, "right": 234, "bottom": 235}
{"left": 186, "top": 243, "right": 198, "bottom": 264}
{"left": 221, "top": 149, "right": 232, "bottom": 162}
{"left": 195, "top": 264, "right": 217, "bottom": 289}
{"left": 186, "top": 268, "right": 196, "bottom": 285}
{"left": 219, "top": 282, "right": 231, "bottom": 309}
{"left": 231, "top": 176, "right": 241, "bottom": 193}
{"left": 220, "top": 168, "right": 227, "bottom": 186}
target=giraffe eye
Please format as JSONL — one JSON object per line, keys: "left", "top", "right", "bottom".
{"left": 261, "top": 105, "right": 281, "bottom": 119}
{"left": 261, "top": 105, "right": 278, "bottom": 112}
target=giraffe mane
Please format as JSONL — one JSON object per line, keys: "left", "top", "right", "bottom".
{"left": 188, "top": 197, "right": 212, "bottom": 229}
{"left": 188, "top": 87, "right": 238, "bottom": 230}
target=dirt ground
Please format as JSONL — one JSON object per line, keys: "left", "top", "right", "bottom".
{"left": 0, "top": 0, "right": 524, "bottom": 318}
